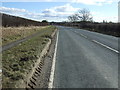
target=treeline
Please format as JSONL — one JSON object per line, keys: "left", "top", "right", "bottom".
{"left": 56, "top": 8, "right": 120, "bottom": 37}
{"left": 1, "top": 13, "right": 49, "bottom": 27}
{"left": 54, "top": 22, "right": 120, "bottom": 37}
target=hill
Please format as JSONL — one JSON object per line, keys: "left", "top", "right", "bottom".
{"left": 1, "top": 13, "right": 48, "bottom": 27}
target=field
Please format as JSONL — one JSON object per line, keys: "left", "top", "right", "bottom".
{"left": 2, "top": 26, "right": 56, "bottom": 88}
{"left": 2, "top": 26, "right": 49, "bottom": 46}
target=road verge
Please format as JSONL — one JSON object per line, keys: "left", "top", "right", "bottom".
{"left": 2, "top": 26, "right": 57, "bottom": 88}
{"left": 26, "top": 28, "right": 57, "bottom": 89}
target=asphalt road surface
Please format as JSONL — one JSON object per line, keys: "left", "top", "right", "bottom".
{"left": 53, "top": 26, "right": 118, "bottom": 88}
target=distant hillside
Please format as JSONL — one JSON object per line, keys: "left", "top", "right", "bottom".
{"left": 1, "top": 13, "right": 48, "bottom": 27}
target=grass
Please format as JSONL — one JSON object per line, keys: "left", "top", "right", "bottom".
{"left": 2, "top": 26, "right": 49, "bottom": 46}
{"left": 2, "top": 25, "right": 56, "bottom": 88}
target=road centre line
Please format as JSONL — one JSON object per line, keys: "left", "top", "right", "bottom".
{"left": 74, "top": 31, "right": 88, "bottom": 38}
{"left": 92, "top": 40, "right": 119, "bottom": 53}
{"left": 73, "top": 30, "right": 119, "bottom": 54}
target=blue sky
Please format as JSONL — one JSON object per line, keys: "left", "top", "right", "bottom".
{"left": 0, "top": 0, "right": 119, "bottom": 22}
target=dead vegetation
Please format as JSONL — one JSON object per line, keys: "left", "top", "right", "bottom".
{"left": 2, "top": 26, "right": 48, "bottom": 46}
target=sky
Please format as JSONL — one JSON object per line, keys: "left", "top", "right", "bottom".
{"left": 0, "top": 0, "right": 119, "bottom": 22}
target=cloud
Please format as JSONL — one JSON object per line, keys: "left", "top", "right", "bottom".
{"left": 0, "top": 4, "right": 80, "bottom": 21}
{"left": 0, "top": 6, "right": 44, "bottom": 21}
{"left": 0, "top": 7, "right": 27, "bottom": 14}
{"left": 0, "top": 3, "right": 118, "bottom": 22}
{"left": 54, "top": 3, "right": 79, "bottom": 12}
{"left": 0, "top": 5, "right": 75, "bottom": 22}
{"left": 42, "top": 4, "right": 80, "bottom": 18}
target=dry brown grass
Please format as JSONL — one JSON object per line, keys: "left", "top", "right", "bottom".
{"left": 2, "top": 26, "right": 48, "bottom": 46}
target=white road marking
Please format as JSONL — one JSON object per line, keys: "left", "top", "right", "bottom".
{"left": 92, "top": 40, "right": 119, "bottom": 53}
{"left": 74, "top": 31, "right": 88, "bottom": 38}
{"left": 48, "top": 30, "right": 59, "bottom": 88}
{"left": 74, "top": 31, "right": 119, "bottom": 53}
{"left": 80, "top": 34, "right": 88, "bottom": 39}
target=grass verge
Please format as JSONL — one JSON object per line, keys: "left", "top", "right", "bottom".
{"left": 2, "top": 25, "right": 56, "bottom": 88}
{"left": 2, "top": 26, "right": 49, "bottom": 46}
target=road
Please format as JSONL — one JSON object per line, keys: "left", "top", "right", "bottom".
{"left": 52, "top": 26, "right": 118, "bottom": 88}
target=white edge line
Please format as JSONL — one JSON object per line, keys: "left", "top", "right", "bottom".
{"left": 92, "top": 40, "right": 119, "bottom": 53}
{"left": 48, "top": 30, "right": 59, "bottom": 88}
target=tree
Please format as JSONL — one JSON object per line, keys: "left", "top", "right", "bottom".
{"left": 76, "top": 8, "right": 93, "bottom": 22}
{"left": 103, "top": 20, "right": 107, "bottom": 23}
{"left": 41, "top": 20, "right": 48, "bottom": 25}
{"left": 68, "top": 8, "right": 93, "bottom": 22}
{"left": 68, "top": 14, "right": 78, "bottom": 22}
{"left": 42, "top": 20, "right": 48, "bottom": 23}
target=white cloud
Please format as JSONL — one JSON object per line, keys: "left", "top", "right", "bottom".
{"left": 41, "top": 4, "right": 81, "bottom": 21}
{"left": 0, "top": 4, "right": 80, "bottom": 22}
{"left": 42, "top": 4, "right": 80, "bottom": 18}
{"left": 0, "top": 7, "right": 27, "bottom": 14}
{"left": 0, "top": 4, "right": 118, "bottom": 22}
{"left": 0, "top": 4, "right": 76, "bottom": 22}
{"left": 54, "top": 3, "right": 79, "bottom": 12}
{"left": 0, "top": 6, "right": 44, "bottom": 21}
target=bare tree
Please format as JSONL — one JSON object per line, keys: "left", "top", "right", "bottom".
{"left": 68, "top": 8, "right": 93, "bottom": 22}
{"left": 76, "top": 8, "right": 93, "bottom": 22}
{"left": 68, "top": 14, "right": 78, "bottom": 22}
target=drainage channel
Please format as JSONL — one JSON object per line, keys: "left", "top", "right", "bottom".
{"left": 26, "top": 58, "right": 45, "bottom": 89}
{"left": 26, "top": 31, "right": 57, "bottom": 90}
